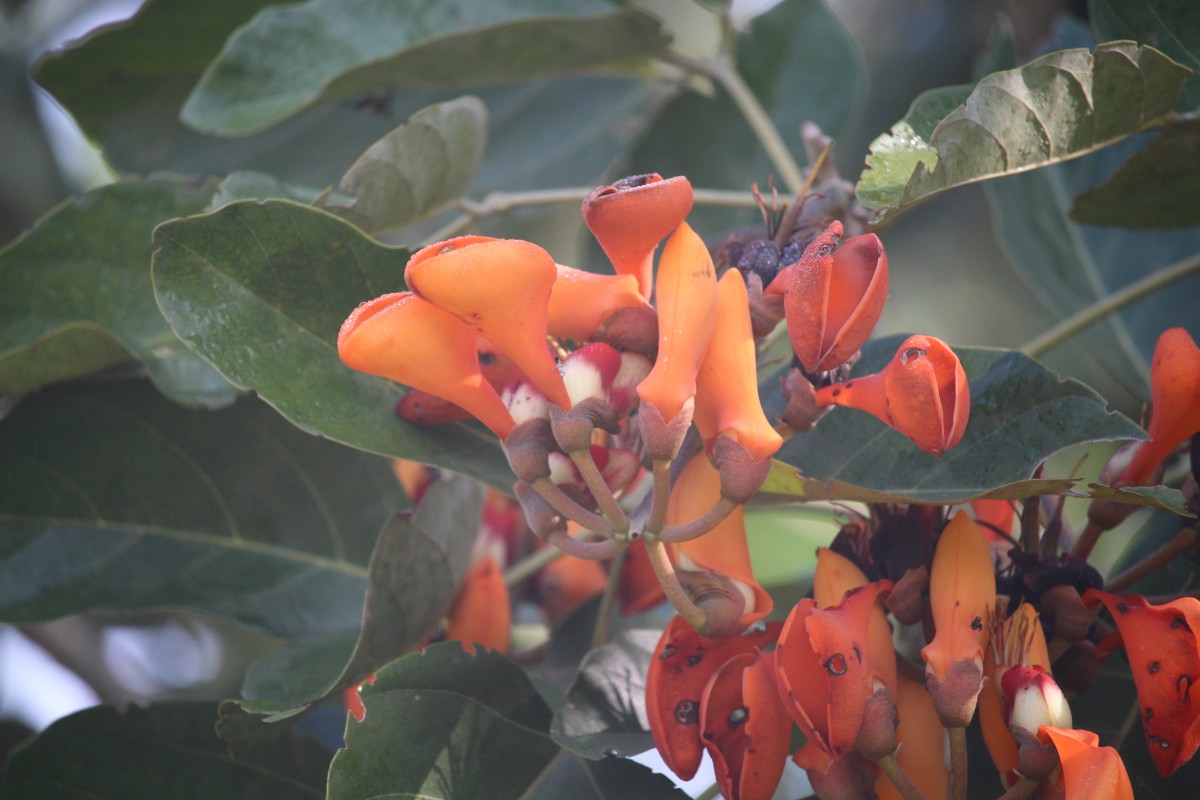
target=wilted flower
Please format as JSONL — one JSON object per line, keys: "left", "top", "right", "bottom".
{"left": 816, "top": 334, "right": 969, "bottom": 456}
{"left": 784, "top": 220, "right": 889, "bottom": 374}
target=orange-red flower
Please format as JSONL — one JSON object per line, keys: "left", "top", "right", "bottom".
{"left": 445, "top": 553, "right": 511, "bottom": 655}
{"left": 396, "top": 340, "right": 524, "bottom": 425}
{"left": 1084, "top": 590, "right": 1200, "bottom": 776}
{"left": 1038, "top": 726, "right": 1134, "bottom": 800}
{"left": 693, "top": 270, "right": 783, "bottom": 463}
{"left": 404, "top": 235, "right": 570, "bottom": 409}
{"left": 812, "top": 548, "right": 897, "bottom": 696}
{"left": 666, "top": 452, "right": 773, "bottom": 632}
{"left": 338, "top": 292, "right": 516, "bottom": 439}
{"left": 582, "top": 174, "right": 694, "bottom": 298}
{"left": 877, "top": 676, "right": 948, "bottom": 800}
{"left": 784, "top": 221, "right": 889, "bottom": 373}
{"left": 637, "top": 222, "right": 718, "bottom": 426}
{"left": 816, "top": 334, "right": 969, "bottom": 456}
{"left": 1119, "top": 327, "right": 1200, "bottom": 486}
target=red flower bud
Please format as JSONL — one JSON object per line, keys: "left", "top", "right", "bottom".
{"left": 1119, "top": 327, "right": 1200, "bottom": 486}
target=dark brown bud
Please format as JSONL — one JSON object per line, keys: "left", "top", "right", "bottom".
{"left": 711, "top": 436, "right": 773, "bottom": 504}
{"left": 1054, "top": 640, "right": 1103, "bottom": 695}
{"left": 638, "top": 395, "right": 694, "bottom": 462}
{"left": 1010, "top": 726, "right": 1060, "bottom": 782}
{"left": 745, "top": 271, "right": 786, "bottom": 338}
{"left": 503, "top": 418, "right": 558, "bottom": 483}
{"left": 513, "top": 480, "right": 565, "bottom": 539}
{"left": 883, "top": 566, "right": 928, "bottom": 626}
{"left": 806, "top": 750, "right": 880, "bottom": 800}
{"left": 926, "top": 658, "right": 985, "bottom": 728}
{"left": 778, "top": 367, "right": 825, "bottom": 433}
{"left": 592, "top": 305, "right": 659, "bottom": 358}
{"left": 548, "top": 398, "right": 618, "bottom": 454}
{"left": 1038, "top": 584, "right": 1091, "bottom": 642}
{"left": 855, "top": 684, "right": 899, "bottom": 761}
{"left": 676, "top": 569, "right": 746, "bottom": 639}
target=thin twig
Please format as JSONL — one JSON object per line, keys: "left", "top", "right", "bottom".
{"left": 645, "top": 539, "right": 707, "bottom": 630}
{"left": 1106, "top": 527, "right": 1199, "bottom": 592}
{"left": 874, "top": 753, "right": 929, "bottom": 800}
{"left": 948, "top": 726, "right": 968, "bottom": 800}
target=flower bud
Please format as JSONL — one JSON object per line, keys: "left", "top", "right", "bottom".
{"left": 1118, "top": 327, "right": 1200, "bottom": 486}
{"left": 1002, "top": 665, "right": 1072, "bottom": 735}
{"left": 503, "top": 418, "right": 558, "bottom": 483}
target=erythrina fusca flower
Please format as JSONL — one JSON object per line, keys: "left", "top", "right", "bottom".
{"left": 693, "top": 269, "right": 783, "bottom": 463}
{"left": 339, "top": 292, "right": 516, "bottom": 439}
{"left": 404, "top": 235, "right": 570, "bottom": 409}
{"left": 783, "top": 220, "right": 889, "bottom": 374}
{"left": 812, "top": 548, "right": 897, "bottom": 696}
{"left": 546, "top": 265, "right": 650, "bottom": 343}
{"left": 1118, "top": 327, "right": 1200, "bottom": 486}
{"left": 1084, "top": 590, "right": 1200, "bottom": 776}
{"left": 922, "top": 511, "right": 995, "bottom": 726}
{"left": 1038, "top": 726, "right": 1134, "bottom": 800}
{"left": 445, "top": 553, "right": 511, "bottom": 655}
{"left": 582, "top": 173, "right": 694, "bottom": 298}
{"left": 815, "top": 334, "right": 969, "bottom": 456}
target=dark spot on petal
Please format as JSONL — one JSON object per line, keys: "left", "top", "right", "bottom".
{"left": 1171, "top": 615, "right": 1187, "bottom": 629}
{"left": 479, "top": 352, "right": 495, "bottom": 365}
{"left": 900, "top": 347, "right": 927, "bottom": 364}
{"left": 659, "top": 644, "right": 678, "bottom": 659}
{"left": 728, "top": 707, "right": 748, "bottom": 728}
{"left": 1117, "top": 602, "right": 1129, "bottom": 614}
{"left": 687, "top": 654, "right": 705, "bottom": 667}
{"left": 853, "top": 644, "right": 863, "bottom": 663}
{"left": 675, "top": 699, "right": 699, "bottom": 725}
{"left": 1148, "top": 661, "right": 1161, "bottom": 675}
{"left": 817, "top": 244, "right": 835, "bottom": 258}
{"left": 824, "top": 653, "right": 848, "bottom": 676}
{"left": 1144, "top": 708, "right": 1154, "bottom": 722}
{"left": 438, "top": 245, "right": 455, "bottom": 255}
{"left": 971, "top": 616, "right": 983, "bottom": 631}
{"left": 832, "top": 389, "right": 841, "bottom": 398}
{"left": 1179, "top": 675, "right": 1193, "bottom": 701}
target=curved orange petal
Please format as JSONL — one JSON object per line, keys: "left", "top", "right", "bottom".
{"left": 547, "top": 266, "right": 650, "bottom": 343}
{"left": 813, "top": 548, "right": 897, "bottom": 695}
{"left": 1039, "top": 726, "right": 1133, "bottom": 800}
{"left": 667, "top": 452, "right": 772, "bottom": 629}
{"left": 446, "top": 554, "right": 512, "bottom": 655}
{"left": 637, "top": 222, "right": 718, "bottom": 423}
{"left": 339, "top": 292, "right": 515, "bottom": 438}
{"left": 582, "top": 174, "right": 694, "bottom": 298}
{"left": 922, "top": 511, "right": 995, "bottom": 682}
{"left": 883, "top": 335, "right": 969, "bottom": 456}
{"left": 694, "top": 270, "right": 783, "bottom": 462}
{"left": 405, "top": 236, "right": 569, "bottom": 408}
{"left": 647, "top": 615, "right": 781, "bottom": 780}
{"left": 1084, "top": 590, "right": 1200, "bottom": 776}
{"left": 876, "top": 675, "right": 948, "bottom": 800}
{"left": 1122, "top": 327, "right": 1200, "bottom": 485}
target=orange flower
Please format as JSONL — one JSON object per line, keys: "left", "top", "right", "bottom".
{"left": 582, "top": 173, "right": 694, "bottom": 298}
{"left": 546, "top": 265, "right": 650, "bottom": 343}
{"left": 666, "top": 452, "right": 773, "bottom": 631}
{"left": 404, "top": 235, "right": 570, "bottom": 409}
{"left": 921, "top": 511, "right": 995, "bottom": 724}
{"left": 338, "top": 292, "right": 515, "bottom": 439}
{"left": 876, "top": 676, "right": 948, "bottom": 800}
{"left": 636, "top": 222, "right": 718, "bottom": 424}
{"left": 535, "top": 545, "right": 607, "bottom": 624}
{"left": 1119, "top": 327, "right": 1200, "bottom": 485}
{"left": 1083, "top": 590, "right": 1200, "bottom": 776}
{"left": 1038, "top": 726, "right": 1134, "bottom": 800}
{"left": 646, "top": 615, "right": 781, "bottom": 782}
{"left": 693, "top": 270, "right": 784, "bottom": 462}
{"left": 396, "top": 340, "right": 524, "bottom": 425}
{"left": 816, "top": 334, "right": 969, "bottom": 456}
{"left": 445, "top": 554, "right": 511, "bottom": 655}
{"left": 773, "top": 582, "right": 890, "bottom": 771}
{"left": 618, "top": 539, "right": 665, "bottom": 615}
{"left": 812, "top": 548, "right": 897, "bottom": 696}
{"left": 784, "top": 221, "right": 889, "bottom": 373}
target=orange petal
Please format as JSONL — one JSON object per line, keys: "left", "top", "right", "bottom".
{"left": 1121, "top": 327, "right": 1200, "bottom": 485}
{"left": 813, "top": 548, "right": 897, "bottom": 695}
{"left": 637, "top": 222, "right": 718, "bottom": 423}
{"left": 547, "top": 266, "right": 650, "bottom": 342}
{"left": 701, "top": 652, "right": 791, "bottom": 800}
{"left": 1039, "top": 726, "right": 1134, "bottom": 800}
{"left": 971, "top": 499, "right": 1015, "bottom": 541}
{"left": 876, "top": 675, "right": 948, "bottom": 800}
{"left": 446, "top": 554, "right": 512, "bottom": 655}
{"left": 667, "top": 452, "right": 772, "bottom": 629}
{"left": 883, "top": 335, "right": 970, "bottom": 456}
{"left": 922, "top": 511, "right": 995, "bottom": 682}
{"left": 618, "top": 538, "right": 665, "bottom": 615}
{"left": 582, "top": 174, "right": 694, "bottom": 298}
{"left": 1083, "top": 591, "right": 1200, "bottom": 776}
{"left": 694, "top": 270, "right": 783, "bottom": 462}
{"left": 339, "top": 292, "right": 515, "bottom": 438}
{"left": 647, "top": 615, "right": 781, "bottom": 780}
{"left": 405, "top": 236, "right": 569, "bottom": 408}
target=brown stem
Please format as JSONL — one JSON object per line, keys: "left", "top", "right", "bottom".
{"left": 1071, "top": 520, "right": 1104, "bottom": 560}
{"left": 569, "top": 447, "right": 629, "bottom": 535}
{"left": 1107, "top": 527, "right": 1199, "bottom": 592}
{"left": 657, "top": 497, "right": 738, "bottom": 543}
{"left": 591, "top": 547, "right": 629, "bottom": 650}
{"left": 874, "top": 753, "right": 929, "bottom": 800}
{"left": 546, "top": 529, "right": 626, "bottom": 561}
{"left": 643, "top": 459, "right": 673, "bottom": 537}
{"left": 645, "top": 538, "right": 707, "bottom": 631}
{"left": 530, "top": 477, "right": 612, "bottom": 537}
{"left": 948, "top": 726, "right": 968, "bottom": 800}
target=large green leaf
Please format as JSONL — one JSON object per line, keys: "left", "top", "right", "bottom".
{"left": 0, "top": 380, "right": 401, "bottom": 640}
{"left": 0, "top": 178, "right": 235, "bottom": 408}
{"left": 628, "top": 0, "right": 864, "bottom": 233}
{"left": 763, "top": 337, "right": 1146, "bottom": 504}
{"left": 1091, "top": 0, "right": 1200, "bottom": 110}
{"left": 180, "top": 0, "right": 669, "bottom": 135}
{"left": 857, "top": 41, "right": 1192, "bottom": 222}
{"left": 329, "top": 642, "right": 683, "bottom": 800}
{"left": 328, "top": 96, "right": 488, "bottom": 232}
{"left": 1069, "top": 118, "right": 1200, "bottom": 227}
{"left": 0, "top": 703, "right": 328, "bottom": 799}
{"left": 151, "top": 199, "right": 512, "bottom": 489}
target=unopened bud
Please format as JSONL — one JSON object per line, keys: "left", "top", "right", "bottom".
{"left": 926, "top": 658, "right": 985, "bottom": 728}
{"left": 549, "top": 398, "right": 618, "bottom": 453}
{"left": 745, "top": 272, "right": 786, "bottom": 338}
{"left": 778, "top": 367, "right": 824, "bottom": 432}
{"left": 638, "top": 395, "right": 694, "bottom": 461}
{"left": 676, "top": 569, "right": 747, "bottom": 639}
{"left": 1003, "top": 665, "right": 1072, "bottom": 735}
{"left": 711, "top": 436, "right": 772, "bottom": 504}
{"left": 855, "top": 683, "right": 899, "bottom": 761}
{"left": 884, "top": 566, "right": 928, "bottom": 626}
{"left": 1038, "top": 584, "right": 1090, "bottom": 642}
{"left": 504, "top": 418, "right": 558, "bottom": 483}
{"left": 502, "top": 381, "right": 549, "bottom": 426}
{"left": 592, "top": 305, "right": 659, "bottom": 358}
{"left": 514, "top": 480, "right": 565, "bottom": 539}
{"left": 609, "top": 352, "right": 653, "bottom": 416}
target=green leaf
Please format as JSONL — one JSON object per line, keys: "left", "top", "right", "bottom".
{"left": 181, "top": 0, "right": 669, "bottom": 136}
{"left": 857, "top": 42, "right": 1192, "bottom": 222}
{"left": 0, "top": 178, "right": 236, "bottom": 408}
{"left": 0, "top": 380, "right": 402, "bottom": 640}
{"left": 0, "top": 703, "right": 327, "bottom": 799}
{"left": 241, "top": 479, "right": 485, "bottom": 714}
{"left": 1091, "top": 0, "right": 1200, "bottom": 109}
{"left": 208, "top": 170, "right": 341, "bottom": 210}
{"left": 1084, "top": 483, "right": 1196, "bottom": 517}
{"left": 763, "top": 337, "right": 1145, "bottom": 504}
{"left": 551, "top": 630, "right": 657, "bottom": 760}
{"left": 1070, "top": 118, "right": 1200, "bottom": 226}
{"left": 330, "top": 96, "right": 488, "bottom": 232}
{"left": 628, "top": 0, "right": 864, "bottom": 232}
{"left": 151, "top": 199, "right": 513, "bottom": 489}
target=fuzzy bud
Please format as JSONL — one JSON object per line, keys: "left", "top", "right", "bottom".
{"left": 927, "top": 658, "right": 985, "bottom": 728}
{"left": 711, "top": 436, "right": 773, "bottom": 504}
{"left": 503, "top": 418, "right": 558, "bottom": 483}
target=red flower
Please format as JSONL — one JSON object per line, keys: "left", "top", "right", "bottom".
{"left": 784, "top": 221, "right": 889, "bottom": 373}
{"left": 815, "top": 334, "right": 969, "bottom": 456}
{"left": 1119, "top": 327, "right": 1200, "bottom": 485}
{"left": 1084, "top": 590, "right": 1200, "bottom": 776}
{"left": 582, "top": 173, "right": 694, "bottom": 298}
